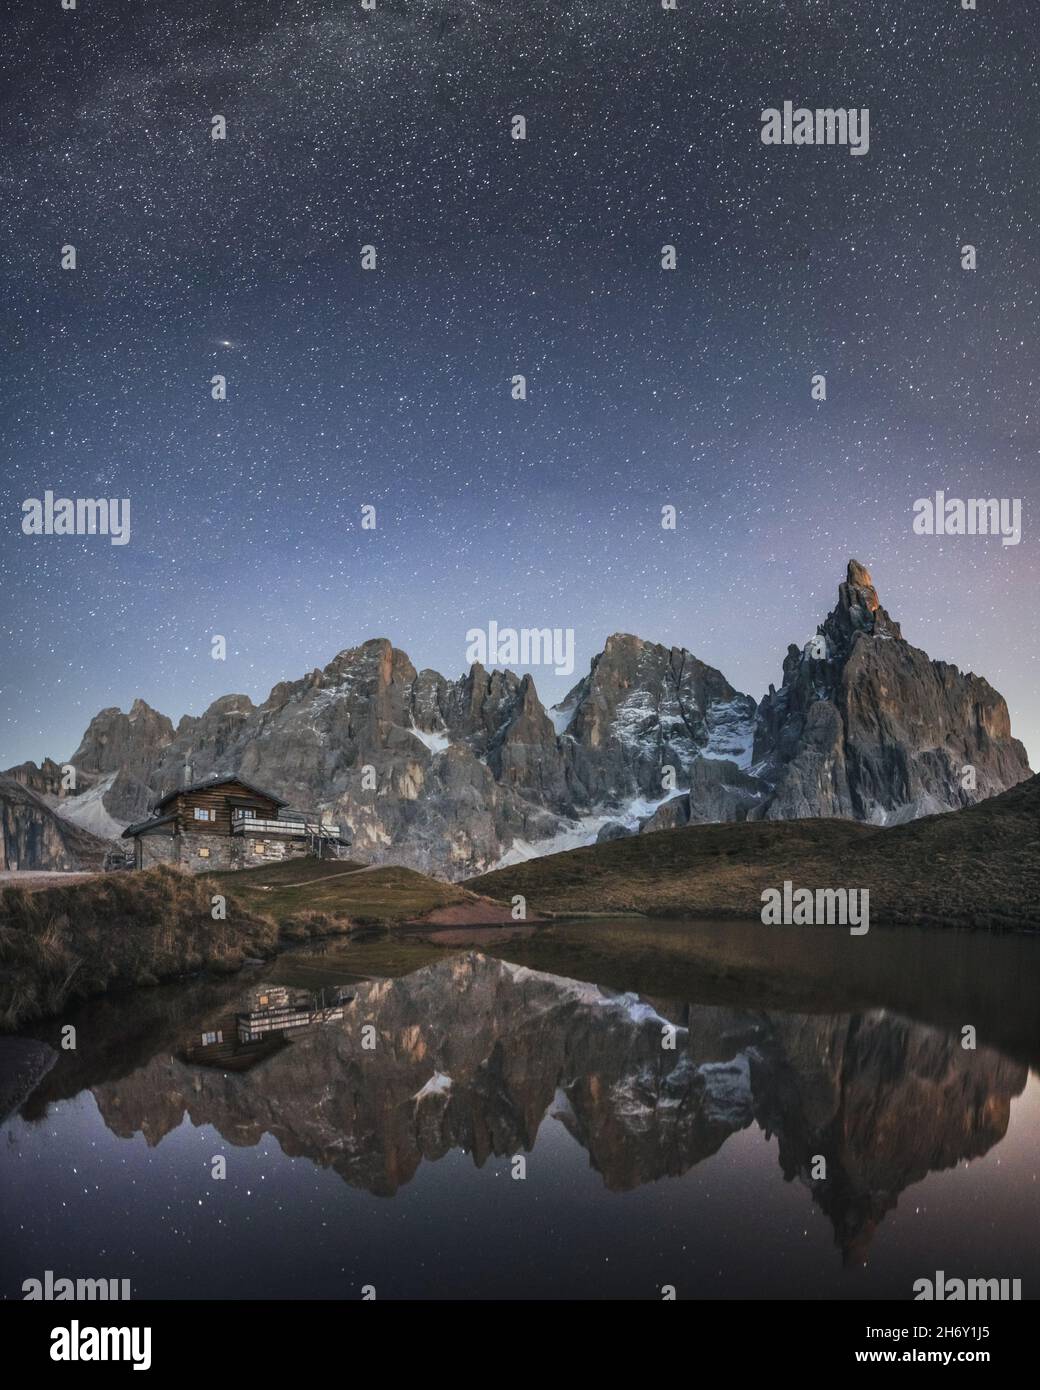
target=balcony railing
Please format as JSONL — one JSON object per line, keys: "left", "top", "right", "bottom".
{"left": 231, "top": 816, "right": 340, "bottom": 838}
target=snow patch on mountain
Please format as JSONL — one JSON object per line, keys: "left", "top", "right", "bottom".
{"left": 619, "top": 790, "right": 686, "bottom": 823}
{"left": 701, "top": 697, "right": 756, "bottom": 769}
{"left": 493, "top": 814, "right": 616, "bottom": 868}
{"left": 549, "top": 702, "right": 577, "bottom": 736}
{"left": 611, "top": 690, "right": 664, "bottom": 747}
{"left": 597, "top": 992, "right": 681, "bottom": 1029}
{"left": 413, "top": 1071, "right": 453, "bottom": 1102}
{"left": 492, "top": 788, "right": 687, "bottom": 868}
{"left": 50, "top": 774, "right": 127, "bottom": 841}
{"left": 698, "top": 1053, "right": 754, "bottom": 1126}
{"left": 409, "top": 723, "right": 451, "bottom": 756}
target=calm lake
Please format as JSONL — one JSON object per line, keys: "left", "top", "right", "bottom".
{"left": 2, "top": 919, "right": 1039, "bottom": 1301}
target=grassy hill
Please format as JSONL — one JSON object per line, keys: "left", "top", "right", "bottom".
{"left": 205, "top": 858, "right": 478, "bottom": 931}
{"left": 0, "top": 855, "right": 518, "bottom": 1029}
{"left": 4, "top": 775, "right": 1035, "bottom": 1032}
{"left": 468, "top": 775, "right": 1040, "bottom": 930}
{"left": 0, "top": 857, "right": 501, "bottom": 1030}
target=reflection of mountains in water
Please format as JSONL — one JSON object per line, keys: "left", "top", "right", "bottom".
{"left": 77, "top": 953, "right": 1025, "bottom": 1264}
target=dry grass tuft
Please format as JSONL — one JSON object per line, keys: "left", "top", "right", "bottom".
{"left": 0, "top": 865, "right": 278, "bottom": 1031}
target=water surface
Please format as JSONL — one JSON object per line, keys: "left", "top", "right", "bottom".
{"left": 2, "top": 919, "right": 1038, "bottom": 1300}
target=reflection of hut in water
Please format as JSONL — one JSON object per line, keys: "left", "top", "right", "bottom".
{"left": 237, "top": 986, "right": 350, "bottom": 1042}
{"left": 182, "top": 985, "right": 353, "bottom": 1071}
{"left": 182, "top": 1011, "right": 286, "bottom": 1071}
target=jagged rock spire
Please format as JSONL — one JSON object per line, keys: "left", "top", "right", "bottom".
{"left": 845, "top": 559, "right": 880, "bottom": 612}
{"left": 825, "top": 558, "right": 901, "bottom": 647}
{"left": 751, "top": 559, "right": 1029, "bottom": 822}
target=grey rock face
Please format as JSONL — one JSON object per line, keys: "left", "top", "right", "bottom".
{"left": 71, "top": 699, "right": 177, "bottom": 786}
{"left": 639, "top": 758, "right": 767, "bottom": 834}
{"left": 749, "top": 560, "right": 1032, "bottom": 824}
{"left": 7, "top": 562, "right": 1030, "bottom": 875}
{"left": 554, "top": 633, "right": 757, "bottom": 807}
{"left": 4, "top": 758, "right": 66, "bottom": 797}
{"left": 0, "top": 777, "right": 110, "bottom": 871}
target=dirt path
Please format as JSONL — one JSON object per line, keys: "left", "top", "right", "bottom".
{"left": 256, "top": 865, "right": 377, "bottom": 889}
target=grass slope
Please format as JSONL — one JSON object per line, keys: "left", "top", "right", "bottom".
{"left": 205, "top": 858, "right": 476, "bottom": 928}
{"left": 0, "top": 855, "right": 511, "bottom": 1029}
{"left": 0, "top": 866, "right": 279, "bottom": 1030}
{"left": 468, "top": 775, "right": 1040, "bottom": 930}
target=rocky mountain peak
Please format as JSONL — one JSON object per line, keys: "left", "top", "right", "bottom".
{"left": 7, "top": 562, "right": 1030, "bottom": 874}
{"left": 823, "top": 556, "right": 901, "bottom": 648}
{"left": 203, "top": 694, "right": 255, "bottom": 717}
{"left": 70, "top": 702, "right": 176, "bottom": 783}
{"left": 320, "top": 637, "right": 395, "bottom": 682}
{"left": 603, "top": 632, "right": 643, "bottom": 654}
{"left": 765, "top": 567, "right": 897, "bottom": 690}
{"left": 846, "top": 558, "right": 879, "bottom": 607}
{"left": 128, "top": 697, "right": 160, "bottom": 720}
{"left": 4, "top": 757, "right": 66, "bottom": 797}
{"left": 751, "top": 560, "right": 1029, "bottom": 824}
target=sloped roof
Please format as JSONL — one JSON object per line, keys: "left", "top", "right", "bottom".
{"left": 154, "top": 776, "right": 288, "bottom": 811}
{"left": 122, "top": 811, "right": 177, "bottom": 838}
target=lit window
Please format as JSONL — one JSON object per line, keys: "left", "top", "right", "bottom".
{"left": 198, "top": 847, "right": 210, "bottom": 859}
{"left": 253, "top": 841, "right": 264, "bottom": 854}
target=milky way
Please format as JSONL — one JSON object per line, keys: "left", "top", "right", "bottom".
{"left": 1, "top": 0, "right": 1037, "bottom": 764}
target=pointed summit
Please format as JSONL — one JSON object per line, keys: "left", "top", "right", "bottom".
{"left": 845, "top": 559, "right": 879, "bottom": 610}
{"left": 13, "top": 557, "right": 1031, "bottom": 876}
{"left": 751, "top": 560, "right": 1029, "bottom": 822}
{"left": 825, "top": 558, "right": 901, "bottom": 647}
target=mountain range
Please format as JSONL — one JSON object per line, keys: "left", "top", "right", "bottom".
{"left": 2, "top": 560, "right": 1031, "bottom": 876}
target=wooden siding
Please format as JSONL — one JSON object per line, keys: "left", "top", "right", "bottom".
{"left": 169, "top": 782, "right": 282, "bottom": 836}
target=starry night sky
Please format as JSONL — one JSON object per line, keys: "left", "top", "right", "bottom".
{"left": 1, "top": 0, "right": 1037, "bottom": 768}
